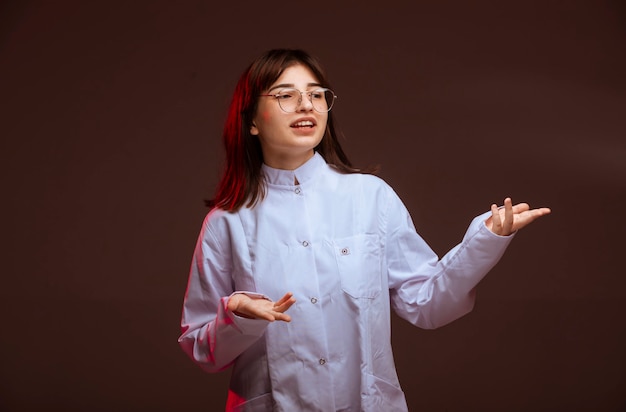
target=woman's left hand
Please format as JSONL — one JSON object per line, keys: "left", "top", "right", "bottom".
{"left": 486, "top": 197, "right": 551, "bottom": 236}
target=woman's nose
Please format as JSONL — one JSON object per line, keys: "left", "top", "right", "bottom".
{"left": 297, "top": 92, "right": 314, "bottom": 112}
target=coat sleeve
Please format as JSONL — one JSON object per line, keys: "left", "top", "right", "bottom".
{"left": 177, "top": 212, "right": 270, "bottom": 373}
{"left": 385, "top": 188, "right": 514, "bottom": 329}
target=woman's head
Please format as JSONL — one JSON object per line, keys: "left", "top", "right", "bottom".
{"left": 251, "top": 63, "right": 333, "bottom": 170}
{"left": 211, "top": 48, "right": 358, "bottom": 211}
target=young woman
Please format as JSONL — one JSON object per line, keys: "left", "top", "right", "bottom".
{"left": 178, "top": 48, "right": 551, "bottom": 411}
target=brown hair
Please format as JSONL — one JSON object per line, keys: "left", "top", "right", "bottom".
{"left": 208, "top": 49, "right": 373, "bottom": 211}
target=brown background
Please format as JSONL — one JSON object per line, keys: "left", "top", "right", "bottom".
{"left": 1, "top": 1, "right": 625, "bottom": 411}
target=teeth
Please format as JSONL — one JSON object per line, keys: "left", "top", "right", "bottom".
{"left": 292, "top": 120, "right": 314, "bottom": 127}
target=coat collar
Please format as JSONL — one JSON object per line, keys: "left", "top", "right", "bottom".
{"left": 261, "top": 152, "right": 325, "bottom": 186}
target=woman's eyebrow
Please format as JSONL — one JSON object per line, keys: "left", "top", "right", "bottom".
{"left": 268, "top": 82, "right": 323, "bottom": 92}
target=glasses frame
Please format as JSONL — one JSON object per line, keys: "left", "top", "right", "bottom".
{"left": 259, "top": 88, "right": 337, "bottom": 113}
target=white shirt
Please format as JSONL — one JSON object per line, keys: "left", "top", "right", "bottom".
{"left": 178, "top": 152, "right": 513, "bottom": 411}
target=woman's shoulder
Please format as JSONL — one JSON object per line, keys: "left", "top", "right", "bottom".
{"left": 193, "top": 207, "right": 250, "bottom": 248}
{"left": 201, "top": 206, "right": 240, "bottom": 231}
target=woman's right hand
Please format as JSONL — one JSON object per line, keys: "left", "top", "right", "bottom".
{"left": 227, "top": 292, "right": 296, "bottom": 322}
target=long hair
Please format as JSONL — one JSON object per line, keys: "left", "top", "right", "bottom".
{"left": 208, "top": 49, "right": 373, "bottom": 211}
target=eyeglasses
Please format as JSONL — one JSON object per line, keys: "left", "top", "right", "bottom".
{"left": 259, "top": 88, "right": 337, "bottom": 113}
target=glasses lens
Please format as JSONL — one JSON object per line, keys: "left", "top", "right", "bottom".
{"left": 311, "top": 89, "right": 336, "bottom": 112}
{"left": 275, "top": 88, "right": 336, "bottom": 112}
{"left": 275, "top": 89, "right": 299, "bottom": 112}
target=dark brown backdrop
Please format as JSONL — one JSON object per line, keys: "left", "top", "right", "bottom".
{"left": 1, "top": 1, "right": 624, "bottom": 411}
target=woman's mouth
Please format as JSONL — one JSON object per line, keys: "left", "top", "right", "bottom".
{"left": 290, "top": 120, "right": 316, "bottom": 129}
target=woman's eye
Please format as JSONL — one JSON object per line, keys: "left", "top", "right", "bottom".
{"left": 311, "top": 91, "right": 324, "bottom": 99}
{"left": 276, "top": 91, "right": 297, "bottom": 100}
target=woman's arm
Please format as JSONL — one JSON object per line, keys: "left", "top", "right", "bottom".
{"left": 177, "top": 215, "right": 294, "bottom": 373}
{"left": 387, "top": 192, "right": 550, "bottom": 329}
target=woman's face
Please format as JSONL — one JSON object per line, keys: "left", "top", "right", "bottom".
{"left": 251, "top": 64, "right": 328, "bottom": 170}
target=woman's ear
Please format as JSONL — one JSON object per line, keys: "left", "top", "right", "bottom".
{"left": 250, "top": 121, "right": 259, "bottom": 136}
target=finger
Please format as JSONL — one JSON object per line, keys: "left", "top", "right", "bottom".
{"left": 512, "top": 207, "right": 552, "bottom": 231}
{"left": 511, "top": 202, "right": 530, "bottom": 214}
{"left": 522, "top": 207, "right": 551, "bottom": 220}
{"left": 257, "top": 312, "right": 278, "bottom": 322}
{"left": 274, "top": 296, "right": 296, "bottom": 313}
{"left": 490, "top": 203, "right": 501, "bottom": 234}
{"left": 503, "top": 197, "right": 514, "bottom": 235}
{"left": 536, "top": 207, "right": 552, "bottom": 216}
{"left": 272, "top": 312, "right": 292, "bottom": 322}
{"left": 274, "top": 292, "right": 294, "bottom": 306}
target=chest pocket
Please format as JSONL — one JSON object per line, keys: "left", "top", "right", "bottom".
{"left": 332, "top": 234, "right": 382, "bottom": 299}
